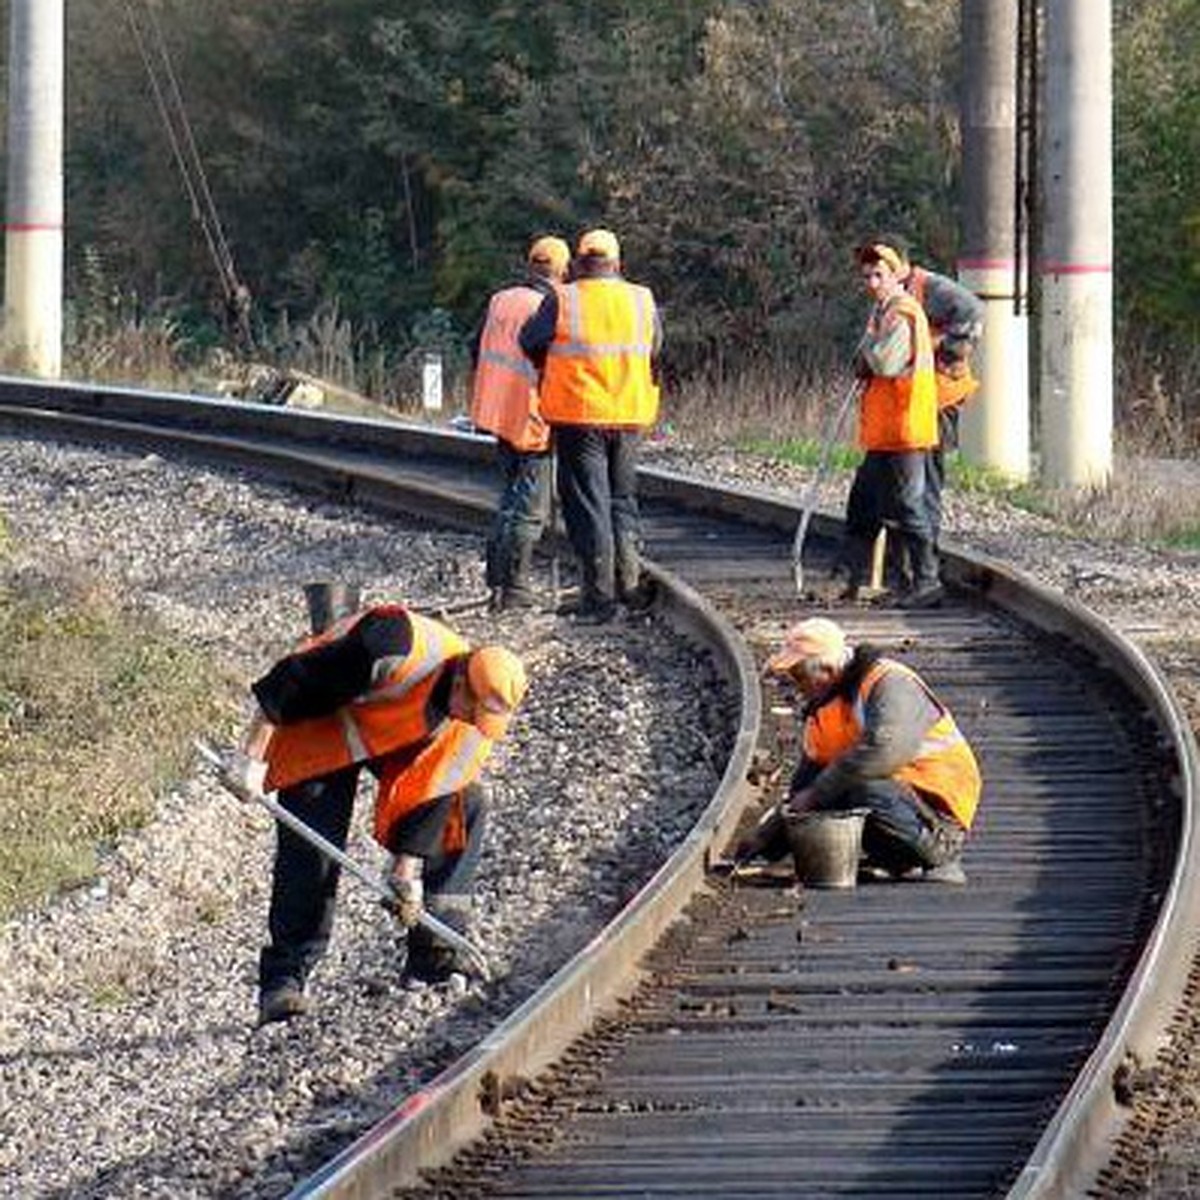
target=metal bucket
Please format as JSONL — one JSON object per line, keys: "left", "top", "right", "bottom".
{"left": 786, "top": 810, "right": 868, "bottom": 889}
{"left": 303, "top": 581, "right": 362, "bottom": 633}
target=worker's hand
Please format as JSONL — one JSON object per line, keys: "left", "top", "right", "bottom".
{"left": 935, "top": 344, "right": 971, "bottom": 378}
{"left": 781, "top": 787, "right": 817, "bottom": 820}
{"left": 387, "top": 854, "right": 425, "bottom": 927}
{"left": 221, "top": 749, "right": 267, "bottom": 799}
{"left": 391, "top": 876, "right": 424, "bottom": 927}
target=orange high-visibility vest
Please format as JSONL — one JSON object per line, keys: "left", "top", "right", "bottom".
{"left": 859, "top": 292, "right": 938, "bottom": 451}
{"left": 373, "top": 722, "right": 494, "bottom": 852}
{"left": 802, "top": 659, "right": 981, "bottom": 829}
{"left": 908, "top": 267, "right": 981, "bottom": 412}
{"left": 471, "top": 284, "right": 551, "bottom": 452}
{"left": 539, "top": 277, "right": 660, "bottom": 428}
{"left": 263, "top": 606, "right": 472, "bottom": 793}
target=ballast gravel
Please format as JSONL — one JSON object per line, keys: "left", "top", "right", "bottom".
{"left": 0, "top": 435, "right": 732, "bottom": 1199}
{"left": 3, "top": 429, "right": 1200, "bottom": 1198}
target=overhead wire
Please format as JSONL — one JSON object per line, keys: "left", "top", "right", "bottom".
{"left": 116, "top": 0, "right": 252, "bottom": 344}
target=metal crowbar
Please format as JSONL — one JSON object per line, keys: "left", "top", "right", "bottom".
{"left": 193, "top": 738, "right": 491, "bottom": 981}
{"left": 791, "top": 379, "right": 864, "bottom": 595}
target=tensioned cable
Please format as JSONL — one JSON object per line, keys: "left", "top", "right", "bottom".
{"left": 117, "top": 0, "right": 242, "bottom": 306}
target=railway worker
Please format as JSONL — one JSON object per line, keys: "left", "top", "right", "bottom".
{"left": 225, "top": 593, "right": 528, "bottom": 1025}
{"left": 469, "top": 235, "right": 571, "bottom": 612}
{"left": 735, "top": 617, "right": 980, "bottom": 884}
{"left": 870, "top": 233, "right": 985, "bottom": 554}
{"left": 519, "top": 227, "right": 662, "bottom": 625}
{"left": 841, "top": 241, "right": 942, "bottom": 608}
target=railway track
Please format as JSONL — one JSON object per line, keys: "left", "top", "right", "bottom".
{"left": 1, "top": 376, "right": 1196, "bottom": 1199}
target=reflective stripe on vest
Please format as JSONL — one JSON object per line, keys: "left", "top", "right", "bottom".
{"left": 859, "top": 292, "right": 938, "bottom": 451}
{"left": 539, "top": 278, "right": 660, "bottom": 428}
{"left": 263, "top": 608, "right": 469, "bottom": 793}
{"left": 470, "top": 285, "right": 550, "bottom": 452}
{"left": 373, "top": 722, "right": 493, "bottom": 852}
{"left": 802, "top": 658, "right": 981, "bottom": 829}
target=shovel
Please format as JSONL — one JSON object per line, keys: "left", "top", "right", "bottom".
{"left": 193, "top": 738, "right": 490, "bottom": 981}
{"left": 791, "top": 379, "right": 864, "bottom": 595}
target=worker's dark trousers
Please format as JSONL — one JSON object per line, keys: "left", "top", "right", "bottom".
{"left": 258, "top": 770, "right": 487, "bottom": 996}
{"left": 924, "top": 407, "right": 959, "bottom": 549}
{"left": 818, "top": 780, "right": 964, "bottom": 874}
{"left": 553, "top": 425, "right": 643, "bottom": 608}
{"left": 485, "top": 441, "right": 551, "bottom": 595}
{"left": 843, "top": 450, "right": 938, "bottom": 590}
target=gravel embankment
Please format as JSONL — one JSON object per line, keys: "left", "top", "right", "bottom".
{"left": 3, "top": 430, "right": 1200, "bottom": 1198}
{"left": 0, "top": 436, "right": 732, "bottom": 1199}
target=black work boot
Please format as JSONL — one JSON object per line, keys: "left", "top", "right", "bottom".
{"left": 835, "top": 535, "right": 874, "bottom": 600}
{"left": 257, "top": 978, "right": 309, "bottom": 1025}
{"left": 497, "top": 536, "right": 539, "bottom": 611}
{"left": 898, "top": 534, "right": 943, "bottom": 608}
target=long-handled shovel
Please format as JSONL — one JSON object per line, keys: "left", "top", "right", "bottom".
{"left": 791, "top": 379, "right": 864, "bottom": 595}
{"left": 193, "top": 739, "right": 490, "bottom": 981}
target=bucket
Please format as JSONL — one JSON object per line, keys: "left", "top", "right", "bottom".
{"left": 303, "top": 581, "right": 362, "bottom": 633}
{"left": 786, "top": 810, "right": 868, "bottom": 889}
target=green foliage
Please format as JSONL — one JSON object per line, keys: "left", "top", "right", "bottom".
{"left": 49, "top": 0, "right": 1200, "bottom": 419}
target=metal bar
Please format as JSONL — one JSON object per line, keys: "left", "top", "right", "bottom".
{"left": 193, "top": 739, "right": 490, "bottom": 980}
{"left": 791, "top": 379, "right": 862, "bottom": 594}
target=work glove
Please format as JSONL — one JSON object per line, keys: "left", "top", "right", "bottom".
{"left": 781, "top": 787, "right": 817, "bottom": 821}
{"left": 386, "top": 855, "right": 426, "bottom": 927}
{"left": 221, "top": 749, "right": 267, "bottom": 799}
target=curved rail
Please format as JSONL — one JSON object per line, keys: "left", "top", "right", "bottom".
{"left": 1, "top": 375, "right": 1196, "bottom": 1199}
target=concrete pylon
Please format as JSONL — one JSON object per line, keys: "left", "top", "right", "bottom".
{"left": 1039, "top": 0, "right": 1113, "bottom": 488}
{"left": 3, "top": 0, "right": 64, "bottom": 379}
{"left": 958, "top": 0, "right": 1030, "bottom": 483}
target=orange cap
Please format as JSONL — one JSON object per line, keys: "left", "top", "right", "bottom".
{"left": 466, "top": 646, "right": 528, "bottom": 739}
{"left": 577, "top": 228, "right": 620, "bottom": 261}
{"left": 766, "top": 617, "right": 848, "bottom": 674}
{"left": 528, "top": 235, "right": 570, "bottom": 278}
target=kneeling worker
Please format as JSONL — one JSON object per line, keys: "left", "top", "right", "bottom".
{"left": 737, "top": 617, "right": 980, "bottom": 883}
{"left": 227, "top": 595, "right": 527, "bottom": 1024}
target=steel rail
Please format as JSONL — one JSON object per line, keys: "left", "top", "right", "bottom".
{"left": 1, "top": 375, "right": 1196, "bottom": 1199}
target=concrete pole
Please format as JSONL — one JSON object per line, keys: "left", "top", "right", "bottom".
{"left": 958, "top": 0, "right": 1030, "bottom": 482}
{"left": 3, "top": 0, "right": 64, "bottom": 379}
{"left": 1039, "top": 0, "right": 1113, "bottom": 488}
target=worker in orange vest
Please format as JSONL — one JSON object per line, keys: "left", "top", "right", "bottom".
{"left": 868, "top": 233, "right": 984, "bottom": 556}
{"left": 470, "top": 235, "right": 570, "bottom": 611}
{"left": 842, "top": 241, "right": 942, "bottom": 607}
{"left": 735, "top": 617, "right": 981, "bottom": 884}
{"left": 520, "top": 228, "right": 662, "bottom": 625}
{"left": 227, "top": 588, "right": 527, "bottom": 1024}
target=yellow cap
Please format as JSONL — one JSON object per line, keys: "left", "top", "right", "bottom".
{"left": 466, "top": 646, "right": 528, "bottom": 739}
{"left": 528, "top": 235, "right": 570, "bottom": 278}
{"left": 766, "top": 618, "right": 848, "bottom": 674}
{"left": 577, "top": 228, "right": 620, "bottom": 261}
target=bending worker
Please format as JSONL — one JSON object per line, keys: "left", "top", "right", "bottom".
{"left": 520, "top": 227, "right": 662, "bottom": 625}
{"left": 470, "top": 235, "right": 571, "bottom": 611}
{"left": 841, "top": 241, "right": 941, "bottom": 607}
{"left": 735, "top": 617, "right": 981, "bottom": 884}
{"left": 227, "top": 592, "right": 528, "bottom": 1025}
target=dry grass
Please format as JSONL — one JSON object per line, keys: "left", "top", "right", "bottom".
{"left": 0, "top": 554, "right": 229, "bottom": 920}
{"left": 668, "top": 362, "right": 1200, "bottom": 549}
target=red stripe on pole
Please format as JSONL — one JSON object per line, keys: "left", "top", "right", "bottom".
{"left": 3, "top": 222, "right": 64, "bottom": 233}
{"left": 1039, "top": 262, "right": 1112, "bottom": 275}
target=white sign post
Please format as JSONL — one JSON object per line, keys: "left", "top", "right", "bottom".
{"left": 421, "top": 352, "right": 443, "bottom": 413}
